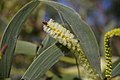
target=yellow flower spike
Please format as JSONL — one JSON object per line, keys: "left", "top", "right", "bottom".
{"left": 42, "top": 19, "right": 99, "bottom": 79}
{"left": 104, "top": 28, "right": 120, "bottom": 79}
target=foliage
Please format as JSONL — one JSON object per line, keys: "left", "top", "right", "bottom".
{"left": 0, "top": 0, "right": 120, "bottom": 80}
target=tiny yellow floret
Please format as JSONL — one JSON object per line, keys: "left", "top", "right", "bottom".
{"left": 104, "top": 28, "right": 120, "bottom": 79}
{"left": 43, "top": 19, "right": 99, "bottom": 79}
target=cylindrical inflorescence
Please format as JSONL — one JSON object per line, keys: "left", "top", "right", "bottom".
{"left": 104, "top": 28, "right": 120, "bottom": 79}
{"left": 43, "top": 19, "right": 98, "bottom": 79}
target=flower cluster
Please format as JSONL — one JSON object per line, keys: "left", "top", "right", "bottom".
{"left": 43, "top": 19, "right": 98, "bottom": 79}
{"left": 104, "top": 28, "right": 120, "bottom": 79}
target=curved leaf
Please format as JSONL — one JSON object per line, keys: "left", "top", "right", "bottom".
{"left": 111, "top": 60, "right": 120, "bottom": 78}
{"left": 37, "top": 35, "right": 55, "bottom": 55}
{"left": 0, "top": 1, "right": 40, "bottom": 77}
{"left": 15, "top": 40, "right": 37, "bottom": 55}
{"left": 21, "top": 43, "right": 64, "bottom": 80}
{"left": 41, "top": 1, "right": 101, "bottom": 76}
{"left": 0, "top": 0, "right": 102, "bottom": 79}
{"left": 0, "top": 40, "right": 37, "bottom": 55}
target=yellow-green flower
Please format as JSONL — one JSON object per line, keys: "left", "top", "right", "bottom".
{"left": 43, "top": 19, "right": 98, "bottom": 79}
{"left": 104, "top": 28, "right": 120, "bottom": 79}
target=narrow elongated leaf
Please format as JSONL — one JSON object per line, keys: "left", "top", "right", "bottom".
{"left": 15, "top": 40, "right": 37, "bottom": 55}
{"left": 0, "top": 1, "right": 40, "bottom": 77}
{"left": 21, "top": 43, "right": 64, "bottom": 80}
{"left": 0, "top": 0, "right": 101, "bottom": 79}
{"left": 111, "top": 61, "right": 120, "bottom": 77}
{"left": 41, "top": 1, "right": 101, "bottom": 76}
{"left": 0, "top": 41, "right": 37, "bottom": 55}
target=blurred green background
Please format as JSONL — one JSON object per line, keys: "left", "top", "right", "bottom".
{"left": 0, "top": 0, "right": 120, "bottom": 80}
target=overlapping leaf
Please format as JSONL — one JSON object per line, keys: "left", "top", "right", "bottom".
{"left": 15, "top": 40, "right": 37, "bottom": 55}
{"left": 0, "top": 0, "right": 102, "bottom": 79}
{"left": 0, "top": 1, "right": 40, "bottom": 77}
{"left": 111, "top": 60, "right": 120, "bottom": 78}
{"left": 37, "top": 35, "right": 55, "bottom": 55}
{"left": 41, "top": 0, "right": 101, "bottom": 76}
{"left": 21, "top": 43, "right": 64, "bottom": 80}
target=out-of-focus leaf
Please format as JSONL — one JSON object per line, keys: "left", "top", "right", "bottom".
{"left": 0, "top": 0, "right": 102, "bottom": 79}
{"left": 21, "top": 43, "right": 64, "bottom": 80}
{"left": 100, "top": 20, "right": 116, "bottom": 56}
{"left": 102, "top": 58, "right": 120, "bottom": 79}
{"left": 60, "top": 56, "right": 76, "bottom": 64}
{"left": 0, "top": 40, "right": 37, "bottom": 55}
{"left": 41, "top": 1, "right": 101, "bottom": 77}
{"left": 0, "top": 18, "right": 7, "bottom": 36}
{"left": 5, "top": 78, "right": 11, "bottom": 80}
{"left": 52, "top": 74, "right": 78, "bottom": 80}
{"left": 0, "top": 1, "right": 40, "bottom": 78}
{"left": 15, "top": 40, "right": 37, "bottom": 55}
{"left": 37, "top": 35, "right": 55, "bottom": 55}
{"left": 111, "top": 59, "right": 120, "bottom": 78}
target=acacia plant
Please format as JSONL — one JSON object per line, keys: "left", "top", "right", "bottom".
{"left": 0, "top": 0, "right": 120, "bottom": 80}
